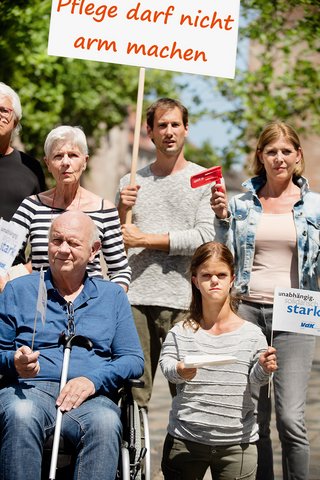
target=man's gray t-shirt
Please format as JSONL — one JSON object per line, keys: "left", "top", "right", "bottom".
{"left": 119, "top": 162, "right": 215, "bottom": 310}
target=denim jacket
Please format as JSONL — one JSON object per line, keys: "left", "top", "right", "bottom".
{"left": 214, "top": 176, "right": 320, "bottom": 297}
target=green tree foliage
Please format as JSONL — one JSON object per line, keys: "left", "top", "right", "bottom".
{"left": 1, "top": 1, "right": 318, "bottom": 171}
{"left": 0, "top": 0, "right": 178, "bottom": 159}
{"left": 213, "top": 0, "right": 320, "bottom": 166}
{"left": 166, "top": 1, "right": 320, "bottom": 171}
{"left": 184, "top": 141, "right": 222, "bottom": 169}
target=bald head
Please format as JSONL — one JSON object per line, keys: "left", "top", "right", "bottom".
{"left": 49, "top": 211, "right": 99, "bottom": 245}
{"left": 48, "top": 211, "right": 101, "bottom": 276}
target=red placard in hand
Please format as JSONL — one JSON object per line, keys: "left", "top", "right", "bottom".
{"left": 190, "top": 166, "right": 223, "bottom": 189}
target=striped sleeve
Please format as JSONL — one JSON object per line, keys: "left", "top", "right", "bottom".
{"left": 88, "top": 208, "right": 131, "bottom": 287}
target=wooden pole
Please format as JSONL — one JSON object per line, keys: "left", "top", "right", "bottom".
{"left": 125, "top": 67, "right": 145, "bottom": 224}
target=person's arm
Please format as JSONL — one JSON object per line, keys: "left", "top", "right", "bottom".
{"left": 117, "top": 183, "right": 170, "bottom": 251}
{"left": 160, "top": 330, "right": 191, "bottom": 384}
{"left": 258, "top": 347, "right": 277, "bottom": 374}
{"left": 176, "top": 361, "right": 197, "bottom": 381}
{"left": 0, "top": 199, "right": 33, "bottom": 292}
{"left": 118, "top": 174, "right": 215, "bottom": 255}
{"left": 10, "top": 198, "right": 33, "bottom": 265}
{"left": 122, "top": 178, "right": 216, "bottom": 256}
{"left": 14, "top": 345, "right": 40, "bottom": 378}
{"left": 117, "top": 184, "right": 140, "bottom": 225}
{"left": 210, "top": 182, "right": 234, "bottom": 247}
{"left": 56, "top": 376, "right": 96, "bottom": 412}
{"left": 100, "top": 204, "right": 132, "bottom": 291}
{"left": 83, "top": 288, "right": 144, "bottom": 394}
{"left": 121, "top": 224, "right": 170, "bottom": 251}
{"left": 249, "top": 337, "right": 277, "bottom": 386}
{"left": 213, "top": 193, "right": 236, "bottom": 254}
{"left": 0, "top": 281, "right": 40, "bottom": 379}
{"left": 0, "top": 283, "right": 21, "bottom": 376}
{"left": 210, "top": 183, "right": 229, "bottom": 220}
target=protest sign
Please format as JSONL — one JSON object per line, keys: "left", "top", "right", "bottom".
{"left": 272, "top": 287, "right": 320, "bottom": 336}
{"left": 0, "top": 219, "right": 25, "bottom": 276}
{"left": 48, "top": 0, "right": 240, "bottom": 79}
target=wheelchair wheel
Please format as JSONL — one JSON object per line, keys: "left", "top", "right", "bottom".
{"left": 132, "top": 400, "right": 142, "bottom": 480}
{"left": 117, "top": 380, "right": 151, "bottom": 480}
{"left": 129, "top": 402, "right": 151, "bottom": 480}
{"left": 139, "top": 407, "right": 151, "bottom": 480}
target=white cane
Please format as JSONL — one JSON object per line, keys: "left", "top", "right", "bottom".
{"left": 49, "top": 334, "right": 93, "bottom": 480}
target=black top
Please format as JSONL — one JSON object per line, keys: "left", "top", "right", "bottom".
{"left": 0, "top": 148, "right": 46, "bottom": 221}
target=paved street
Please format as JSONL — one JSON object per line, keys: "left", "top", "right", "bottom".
{"left": 148, "top": 338, "right": 320, "bottom": 480}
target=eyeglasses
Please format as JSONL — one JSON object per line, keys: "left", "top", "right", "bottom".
{"left": 0, "top": 106, "right": 14, "bottom": 121}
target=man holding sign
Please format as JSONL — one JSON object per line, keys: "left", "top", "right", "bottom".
{"left": 117, "top": 98, "right": 214, "bottom": 407}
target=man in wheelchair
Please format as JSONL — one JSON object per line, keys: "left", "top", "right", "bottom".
{"left": 0, "top": 211, "right": 144, "bottom": 480}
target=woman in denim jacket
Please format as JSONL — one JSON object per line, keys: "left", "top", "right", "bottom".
{"left": 210, "top": 121, "right": 320, "bottom": 480}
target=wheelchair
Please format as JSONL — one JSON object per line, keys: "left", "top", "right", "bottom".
{"left": 117, "top": 378, "right": 151, "bottom": 480}
{"left": 0, "top": 376, "right": 151, "bottom": 480}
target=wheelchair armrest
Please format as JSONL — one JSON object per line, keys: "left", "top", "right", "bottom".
{"left": 124, "top": 378, "right": 145, "bottom": 389}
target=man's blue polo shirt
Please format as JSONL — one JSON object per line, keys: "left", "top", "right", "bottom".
{"left": 0, "top": 270, "right": 144, "bottom": 395}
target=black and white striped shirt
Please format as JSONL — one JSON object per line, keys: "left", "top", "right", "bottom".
{"left": 11, "top": 196, "right": 131, "bottom": 287}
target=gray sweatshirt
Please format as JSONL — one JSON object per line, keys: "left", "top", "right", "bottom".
{"left": 160, "top": 321, "right": 270, "bottom": 446}
{"left": 119, "top": 162, "right": 214, "bottom": 310}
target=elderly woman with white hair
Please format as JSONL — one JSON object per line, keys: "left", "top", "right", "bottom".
{"left": 0, "top": 82, "right": 46, "bottom": 222}
{"left": 10, "top": 125, "right": 131, "bottom": 290}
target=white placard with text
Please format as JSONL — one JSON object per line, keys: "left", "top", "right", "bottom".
{"left": 273, "top": 287, "right": 320, "bottom": 336}
{"left": 48, "top": 0, "right": 240, "bottom": 78}
{"left": 0, "top": 219, "right": 25, "bottom": 276}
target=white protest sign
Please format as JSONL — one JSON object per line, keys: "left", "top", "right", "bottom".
{"left": 48, "top": 0, "right": 240, "bottom": 79}
{"left": 0, "top": 219, "right": 25, "bottom": 276}
{"left": 272, "top": 287, "right": 320, "bottom": 336}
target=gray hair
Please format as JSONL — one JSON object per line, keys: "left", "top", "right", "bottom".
{"left": 89, "top": 223, "right": 101, "bottom": 245}
{"left": 0, "top": 82, "right": 22, "bottom": 137}
{"left": 44, "top": 126, "right": 88, "bottom": 158}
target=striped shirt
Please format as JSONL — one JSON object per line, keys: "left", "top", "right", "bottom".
{"left": 160, "top": 321, "right": 269, "bottom": 446}
{"left": 11, "top": 196, "right": 131, "bottom": 287}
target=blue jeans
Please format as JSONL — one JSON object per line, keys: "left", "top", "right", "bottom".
{"left": 0, "top": 380, "right": 122, "bottom": 480}
{"left": 238, "top": 301, "right": 315, "bottom": 480}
